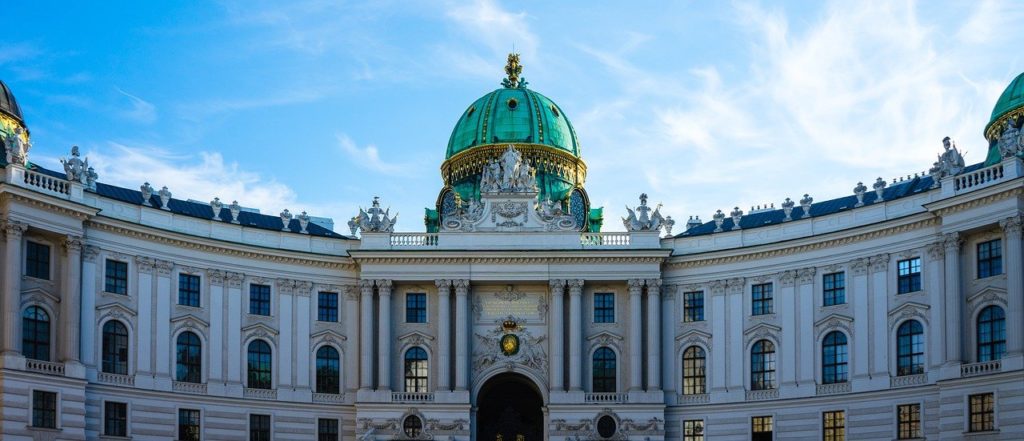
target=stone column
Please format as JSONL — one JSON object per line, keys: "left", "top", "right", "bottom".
{"left": 376, "top": 280, "right": 393, "bottom": 391}
{"left": 627, "top": 279, "right": 643, "bottom": 391}
{"left": 343, "top": 285, "right": 360, "bottom": 393}
{"left": 226, "top": 272, "right": 243, "bottom": 388}
{"left": 777, "top": 271, "right": 798, "bottom": 388}
{"left": 80, "top": 246, "right": 99, "bottom": 369}
{"left": 796, "top": 268, "right": 816, "bottom": 388}
{"left": 925, "top": 243, "right": 947, "bottom": 369}
{"left": 359, "top": 279, "right": 374, "bottom": 390}
{"left": 1, "top": 221, "right": 26, "bottom": 354}
{"left": 568, "top": 279, "right": 584, "bottom": 391}
{"left": 645, "top": 279, "right": 662, "bottom": 391}
{"left": 942, "top": 233, "right": 963, "bottom": 364}
{"left": 1000, "top": 216, "right": 1023, "bottom": 357}
{"left": 277, "top": 279, "right": 295, "bottom": 389}
{"left": 725, "top": 278, "right": 745, "bottom": 392}
{"left": 850, "top": 259, "right": 870, "bottom": 382}
{"left": 709, "top": 281, "right": 727, "bottom": 394}
{"left": 454, "top": 280, "right": 470, "bottom": 391}
{"left": 660, "top": 285, "right": 677, "bottom": 394}
{"left": 294, "top": 281, "right": 313, "bottom": 390}
{"left": 207, "top": 270, "right": 225, "bottom": 385}
{"left": 869, "top": 255, "right": 889, "bottom": 378}
{"left": 435, "top": 279, "right": 452, "bottom": 391}
{"left": 154, "top": 260, "right": 173, "bottom": 383}
{"left": 548, "top": 279, "right": 566, "bottom": 391}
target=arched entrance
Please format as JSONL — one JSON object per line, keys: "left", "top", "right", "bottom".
{"left": 475, "top": 373, "right": 544, "bottom": 441}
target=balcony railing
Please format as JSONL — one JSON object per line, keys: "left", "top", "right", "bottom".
{"left": 391, "top": 392, "right": 434, "bottom": 402}
{"left": 678, "top": 393, "right": 709, "bottom": 405}
{"left": 97, "top": 372, "right": 135, "bottom": 386}
{"left": 244, "top": 388, "right": 277, "bottom": 400}
{"left": 22, "top": 169, "right": 70, "bottom": 197}
{"left": 390, "top": 233, "right": 438, "bottom": 247}
{"left": 25, "top": 359, "right": 65, "bottom": 376}
{"left": 312, "top": 392, "right": 346, "bottom": 404}
{"left": 954, "top": 163, "right": 1004, "bottom": 193}
{"left": 816, "top": 382, "right": 851, "bottom": 395}
{"left": 890, "top": 373, "right": 927, "bottom": 388}
{"left": 745, "top": 389, "right": 779, "bottom": 401}
{"left": 584, "top": 392, "right": 629, "bottom": 403}
{"left": 961, "top": 360, "right": 1001, "bottom": 378}
{"left": 172, "top": 381, "right": 208, "bottom": 395}
{"left": 580, "top": 232, "right": 630, "bottom": 247}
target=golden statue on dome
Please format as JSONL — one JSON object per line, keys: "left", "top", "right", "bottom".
{"left": 501, "top": 53, "right": 526, "bottom": 88}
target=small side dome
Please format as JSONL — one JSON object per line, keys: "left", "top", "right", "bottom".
{"left": 0, "top": 80, "right": 24, "bottom": 123}
{"left": 984, "top": 72, "right": 1024, "bottom": 166}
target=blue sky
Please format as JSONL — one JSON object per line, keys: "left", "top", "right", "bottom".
{"left": 2, "top": 1, "right": 1022, "bottom": 232}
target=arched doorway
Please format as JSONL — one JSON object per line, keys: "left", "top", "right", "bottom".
{"left": 476, "top": 373, "right": 544, "bottom": 440}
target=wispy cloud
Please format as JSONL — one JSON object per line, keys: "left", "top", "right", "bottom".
{"left": 337, "top": 134, "right": 413, "bottom": 175}
{"left": 115, "top": 88, "right": 157, "bottom": 124}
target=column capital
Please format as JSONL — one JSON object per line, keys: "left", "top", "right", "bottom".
{"left": 226, "top": 271, "right": 244, "bottom": 288}
{"left": 83, "top": 244, "right": 100, "bottom": 262}
{"left": 796, "top": 267, "right": 816, "bottom": 284}
{"left": 2, "top": 220, "right": 27, "bottom": 239}
{"left": 868, "top": 253, "right": 890, "bottom": 273}
{"left": 358, "top": 279, "right": 374, "bottom": 291}
{"left": 63, "top": 234, "right": 84, "bottom": 253}
{"left": 207, "top": 269, "right": 225, "bottom": 286}
{"left": 434, "top": 279, "right": 451, "bottom": 289}
{"left": 942, "top": 232, "right": 963, "bottom": 252}
{"left": 293, "top": 281, "right": 313, "bottom": 296}
{"left": 454, "top": 279, "right": 469, "bottom": 295}
{"left": 725, "top": 277, "right": 745, "bottom": 294}
{"left": 1001, "top": 215, "right": 1024, "bottom": 237}
{"left": 645, "top": 278, "right": 662, "bottom": 295}
{"left": 375, "top": 279, "right": 393, "bottom": 291}
{"left": 155, "top": 259, "right": 173, "bottom": 277}
{"left": 548, "top": 279, "right": 566, "bottom": 290}
{"left": 778, "top": 270, "right": 797, "bottom": 287}
{"left": 568, "top": 279, "right": 584, "bottom": 291}
{"left": 627, "top": 279, "right": 644, "bottom": 292}
{"left": 342, "top": 284, "right": 359, "bottom": 301}
{"left": 275, "top": 278, "right": 297, "bottom": 294}
{"left": 926, "top": 242, "right": 944, "bottom": 261}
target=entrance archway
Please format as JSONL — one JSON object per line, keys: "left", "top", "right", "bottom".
{"left": 475, "top": 373, "right": 544, "bottom": 440}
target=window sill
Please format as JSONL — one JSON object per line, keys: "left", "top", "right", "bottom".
{"left": 963, "top": 429, "right": 999, "bottom": 437}
{"left": 28, "top": 426, "right": 61, "bottom": 432}
{"left": 101, "top": 291, "right": 129, "bottom": 296}
{"left": 99, "top": 435, "right": 132, "bottom": 440}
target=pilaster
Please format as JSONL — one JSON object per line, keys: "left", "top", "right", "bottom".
{"left": 80, "top": 246, "right": 99, "bottom": 372}
{"left": 359, "top": 279, "right": 374, "bottom": 391}
{"left": 795, "top": 267, "right": 816, "bottom": 394}
{"left": 1, "top": 221, "right": 27, "bottom": 355}
{"left": 850, "top": 258, "right": 870, "bottom": 390}
{"left": 226, "top": 272, "right": 243, "bottom": 392}
{"left": 134, "top": 256, "right": 155, "bottom": 388}
{"left": 153, "top": 259, "right": 173, "bottom": 389}
{"left": 376, "top": 279, "right": 393, "bottom": 391}
{"left": 869, "top": 254, "right": 889, "bottom": 380}
{"left": 342, "top": 285, "right": 360, "bottom": 393}
{"left": 942, "top": 234, "right": 963, "bottom": 367}
{"left": 454, "top": 279, "right": 469, "bottom": 391}
{"left": 207, "top": 269, "right": 225, "bottom": 393}
{"left": 645, "top": 278, "right": 662, "bottom": 391}
{"left": 568, "top": 279, "right": 584, "bottom": 391}
{"left": 548, "top": 279, "right": 566, "bottom": 392}
{"left": 778, "top": 271, "right": 798, "bottom": 389}
{"left": 59, "top": 235, "right": 84, "bottom": 372}
{"left": 1000, "top": 216, "right": 1023, "bottom": 369}
{"left": 435, "top": 279, "right": 452, "bottom": 391}
{"left": 627, "top": 279, "right": 643, "bottom": 391}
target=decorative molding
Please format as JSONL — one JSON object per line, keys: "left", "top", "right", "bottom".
{"left": 888, "top": 301, "right": 930, "bottom": 330}
{"left": 207, "top": 269, "right": 225, "bottom": 286}
{"left": 134, "top": 256, "right": 155, "bottom": 274}
{"left": 356, "top": 256, "right": 666, "bottom": 265}
{"left": 744, "top": 322, "right": 782, "bottom": 347}
{"left": 869, "top": 254, "right": 890, "bottom": 273}
{"left": 241, "top": 322, "right": 279, "bottom": 341}
{"left": 226, "top": 271, "right": 244, "bottom": 288}
{"left": 83, "top": 245, "right": 100, "bottom": 262}
{"left": 778, "top": 270, "right": 797, "bottom": 287}
{"left": 675, "top": 329, "right": 712, "bottom": 351}
{"left": 585, "top": 330, "right": 624, "bottom": 347}
{"left": 155, "top": 259, "right": 173, "bottom": 276}
{"left": 310, "top": 329, "right": 348, "bottom": 348}
{"left": 1000, "top": 215, "right": 1023, "bottom": 237}
{"left": 797, "top": 267, "right": 816, "bottom": 284}
{"left": 398, "top": 330, "right": 435, "bottom": 348}
{"left": 814, "top": 313, "right": 854, "bottom": 338}
{"left": 726, "top": 277, "right": 745, "bottom": 294}
{"left": 926, "top": 242, "right": 944, "bottom": 261}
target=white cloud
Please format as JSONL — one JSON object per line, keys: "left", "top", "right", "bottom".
{"left": 115, "top": 88, "right": 157, "bottom": 124}
{"left": 337, "top": 134, "right": 413, "bottom": 174}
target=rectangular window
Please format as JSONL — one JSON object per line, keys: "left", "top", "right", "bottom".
{"left": 683, "top": 419, "right": 705, "bottom": 441}
{"left": 318, "top": 418, "right": 339, "bottom": 441}
{"left": 594, "top": 292, "right": 615, "bottom": 323}
{"left": 751, "top": 415, "right": 773, "bottom": 441}
{"left": 317, "top": 292, "right": 338, "bottom": 322}
{"left": 969, "top": 393, "right": 995, "bottom": 432}
{"left": 249, "top": 284, "right": 271, "bottom": 316}
{"left": 105, "top": 259, "right": 128, "bottom": 294}
{"left": 897, "top": 403, "right": 921, "bottom": 439}
{"left": 823, "top": 410, "right": 845, "bottom": 441}
{"left": 104, "top": 401, "right": 128, "bottom": 437}
{"left": 752, "top": 283, "right": 774, "bottom": 315}
{"left": 683, "top": 291, "right": 705, "bottom": 322}
{"left": 178, "top": 408, "right": 201, "bottom": 441}
{"left": 25, "top": 241, "right": 50, "bottom": 280}
{"left": 977, "top": 239, "right": 1003, "bottom": 278}
{"left": 823, "top": 272, "right": 846, "bottom": 306}
{"left": 31, "top": 390, "right": 57, "bottom": 428}
{"left": 178, "top": 274, "right": 201, "bottom": 307}
{"left": 249, "top": 414, "right": 271, "bottom": 441}
{"left": 406, "top": 293, "right": 427, "bottom": 323}
{"left": 897, "top": 258, "right": 922, "bottom": 294}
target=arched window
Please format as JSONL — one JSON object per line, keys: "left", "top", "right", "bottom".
{"left": 592, "top": 347, "right": 617, "bottom": 393}
{"left": 404, "top": 347, "right": 428, "bottom": 393}
{"left": 22, "top": 306, "right": 50, "bottom": 361}
{"left": 315, "top": 346, "right": 340, "bottom": 394}
{"left": 821, "top": 331, "right": 848, "bottom": 384}
{"left": 682, "top": 346, "right": 706, "bottom": 395}
{"left": 175, "top": 332, "right": 202, "bottom": 383}
{"left": 102, "top": 320, "right": 129, "bottom": 374}
{"left": 247, "top": 340, "right": 272, "bottom": 389}
{"left": 403, "top": 415, "right": 423, "bottom": 438}
{"left": 750, "top": 340, "right": 776, "bottom": 390}
{"left": 977, "top": 306, "right": 1006, "bottom": 362}
{"left": 896, "top": 320, "right": 924, "bottom": 376}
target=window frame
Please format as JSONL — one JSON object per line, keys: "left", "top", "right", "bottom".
{"left": 751, "top": 283, "right": 774, "bottom": 316}
{"left": 897, "top": 257, "right": 922, "bottom": 294}
{"left": 976, "top": 305, "right": 1006, "bottom": 362}
{"left": 822, "top": 410, "right": 846, "bottom": 441}
{"left": 177, "top": 408, "right": 202, "bottom": 441}
{"left": 25, "top": 240, "right": 51, "bottom": 280}
{"left": 896, "top": 320, "right": 925, "bottom": 376}
{"left": 247, "top": 339, "right": 274, "bottom": 389}
{"left": 178, "top": 273, "right": 202, "bottom": 308}
{"left": 751, "top": 415, "right": 774, "bottom": 441}
{"left": 101, "top": 320, "right": 130, "bottom": 375}
{"left": 750, "top": 339, "right": 776, "bottom": 391}
{"left": 821, "top": 331, "right": 849, "bottom": 384}
{"left": 593, "top": 292, "right": 615, "bottom": 323}
{"left": 976, "top": 239, "right": 1003, "bottom": 279}
{"left": 405, "top": 292, "right": 427, "bottom": 324}
{"left": 249, "top": 413, "right": 272, "bottom": 441}
{"left": 968, "top": 392, "right": 996, "bottom": 433}
{"left": 682, "top": 345, "right": 707, "bottom": 395}
{"left": 317, "top": 418, "right": 339, "bottom": 441}
{"left": 683, "top": 418, "right": 705, "bottom": 441}
{"left": 683, "top": 291, "right": 704, "bottom": 322}
{"left": 249, "top": 284, "right": 272, "bottom": 316}
{"left": 175, "top": 331, "right": 203, "bottom": 383}
{"left": 104, "top": 259, "right": 129, "bottom": 295}
{"left": 591, "top": 346, "right": 617, "bottom": 393}
{"left": 31, "top": 389, "right": 58, "bottom": 429}
{"left": 404, "top": 347, "right": 429, "bottom": 393}
{"left": 896, "top": 402, "right": 922, "bottom": 440}
{"left": 317, "top": 291, "right": 339, "bottom": 322}
{"left": 22, "top": 305, "right": 51, "bottom": 361}
{"left": 315, "top": 345, "right": 341, "bottom": 394}
{"left": 822, "top": 272, "right": 846, "bottom": 306}
{"left": 103, "top": 400, "right": 129, "bottom": 437}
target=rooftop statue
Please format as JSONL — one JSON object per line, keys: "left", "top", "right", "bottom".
{"left": 61, "top": 145, "right": 90, "bottom": 185}
{"left": 997, "top": 118, "right": 1023, "bottom": 158}
{"left": 4, "top": 126, "right": 30, "bottom": 166}
{"left": 352, "top": 196, "right": 398, "bottom": 234}
{"left": 928, "top": 136, "right": 965, "bottom": 183}
{"left": 480, "top": 146, "right": 538, "bottom": 194}
{"left": 623, "top": 193, "right": 667, "bottom": 233}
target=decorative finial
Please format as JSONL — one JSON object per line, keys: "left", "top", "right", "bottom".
{"left": 502, "top": 53, "right": 526, "bottom": 89}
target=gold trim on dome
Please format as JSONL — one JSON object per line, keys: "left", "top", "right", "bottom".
{"left": 986, "top": 106, "right": 1024, "bottom": 140}
{"left": 0, "top": 113, "right": 29, "bottom": 140}
{"left": 440, "top": 143, "right": 587, "bottom": 186}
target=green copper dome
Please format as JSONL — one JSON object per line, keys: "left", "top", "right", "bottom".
{"left": 984, "top": 72, "right": 1024, "bottom": 166}
{"left": 446, "top": 87, "right": 580, "bottom": 159}
{"left": 988, "top": 72, "right": 1024, "bottom": 130}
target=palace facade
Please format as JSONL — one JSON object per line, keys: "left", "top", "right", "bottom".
{"left": 1, "top": 58, "right": 1023, "bottom": 440}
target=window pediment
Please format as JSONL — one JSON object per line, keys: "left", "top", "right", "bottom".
{"left": 888, "top": 301, "right": 930, "bottom": 330}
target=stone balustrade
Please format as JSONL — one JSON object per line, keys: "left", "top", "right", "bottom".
{"left": 172, "top": 381, "right": 208, "bottom": 395}
{"left": 816, "top": 382, "right": 852, "bottom": 395}
{"left": 961, "top": 360, "right": 1002, "bottom": 378}
{"left": 890, "top": 373, "right": 928, "bottom": 388}
{"left": 243, "top": 388, "right": 278, "bottom": 400}
{"left": 312, "top": 392, "right": 346, "bottom": 404}
{"left": 25, "top": 359, "right": 65, "bottom": 376}
{"left": 391, "top": 392, "right": 435, "bottom": 403}
{"left": 745, "top": 389, "right": 779, "bottom": 401}
{"left": 97, "top": 372, "right": 135, "bottom": 386}
{"left": 584, "top": 392, "right": 629, "bottom": 404}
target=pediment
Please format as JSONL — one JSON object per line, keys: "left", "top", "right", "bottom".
{"left": 586, "top": 331, "right": 624, "bottom": 343}
{"left": 22, "top": 287, "right": 60, "bottom": 305}
{"left": 744, "top": 322, "right": 782, "bottom": 335}
{"left": 675, "top": 329, "right": 712, "bottom": 342}
{"left": 241, "top": 322, "right": 279, "bottom": 338}
{"left": 397, "top": 331, "right": 435, "bottom": 347}
{"left": 96, "top": 302, "right": 136, "bottom": 322}
{"left": 170, "top": 313, "right": 209, "bottom": 329}
{"left": 814, "top": 313, "right": 853, "bottom": 329}
{"left": 888, "top": 301, "right": 930, "bottom": 329}
{"left": 967, "top": 286, "right": 1006, "bottom": 304}
{"left": 311, "top": 328, "right": 348, "bottom": 342}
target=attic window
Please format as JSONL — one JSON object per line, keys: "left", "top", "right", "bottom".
{"left": 550, "top": 105, "right": 559, "bottom": 117}
{"left": 507, "top": 98, "right": 518, "bottom": 110}
{"left": 466, "top": 105, "right": 475, "bottom": 117}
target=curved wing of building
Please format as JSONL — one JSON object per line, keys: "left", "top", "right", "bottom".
{"left": 0, "top": 59, "right": 1022, "bottom": 441}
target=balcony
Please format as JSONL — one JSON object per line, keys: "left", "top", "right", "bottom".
{"left": 97, "top": 372, "right": 135, "bottom": 386}
{"left": 25, "top": 359, "right": 65, "bottom": 376}
{"left": 677, "top": 393, "right": 709, "bottom": 405}
{"left": 890, "top": 373, "right": 927, "bottom": 388}
{"left": 961, "top": 360, "right": 1001, "bottom": 378}
{"left": 390, "top": 233, "right": 438, "bottom": 247}
{"left": 584, "top": 392, "right": 629, "bottom": 404}
{"left": 312, "top": 392, "right": 346, "bottom": 404}
{"left": 580, "top": 232, "right": 630, "bottom": 247}
{"left": 815, "top": 382, "right": 851, "bottom": 395}
{"left": 745, "top": 389, "right": 779, "bottom": 401}
{"left": 244, "top": 388, "right": 277, "bottom": 400}
{"left": 172, "top": 381, "right": 208, "bottom": 395}
{"left": 391, "top": 392, "right": 434, "bottom": 403}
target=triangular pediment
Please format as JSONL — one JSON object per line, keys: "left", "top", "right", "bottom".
{"left": 397, "top": 330, "right": 435, "bottom": 343}
{"left": 675, "top": 329, "right": 712, "bottom": 342}
{"left": 967, "top": 286, "right": 1006, "bottom": 304}
{"left": 241, "top": 322, "right": 279, "bottom": 336}
{"left": 22, "top": 287, "right": 60, "bottom": 305}
{"left": 311, "top": 328, "right": 348, "bottom": 342}
{"left": 96, "top": 302, "right": 136, "bottom": 321}
{"left": 744, "top": 322, "right": 782, "bottom": 335}
{"left": 586, "top": 330, "right": 624, "bottom": 342}
{"left": 170, "top": 313, "right": 209, "bottom": 328}
{"left": 814, "top": 313, "right": 853, "bottom": 328}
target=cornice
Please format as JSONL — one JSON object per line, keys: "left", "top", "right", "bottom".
{"left": 665, "top": 216, "right": 939, "bottom": 270}
{"left": 353, "top": 255, "right": 666, "bottom": 265}
{"left": 86, "top": 218, "right": 357, "bottom": 271}
{"left": 924, "top": 179, "right": 1023, "bottom": 216}
{"left": 0, "top": 186, "right": 99, "bottom": 220}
